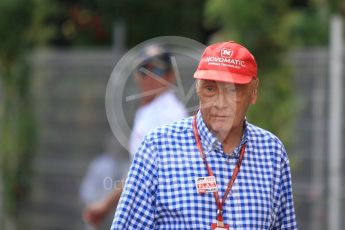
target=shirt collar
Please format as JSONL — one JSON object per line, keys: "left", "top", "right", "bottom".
{"left": 196, "top": 111, "right": 248, "bottom": 155}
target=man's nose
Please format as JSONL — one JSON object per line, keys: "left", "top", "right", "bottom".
{"left": 215, "top": 92, "right": 234, "bottom": 109}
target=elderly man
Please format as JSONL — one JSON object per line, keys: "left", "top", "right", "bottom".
{"left": 111, "top": 41, "right": 297, "bottom": 229}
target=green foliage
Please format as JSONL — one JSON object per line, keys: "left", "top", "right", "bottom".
{"left": 0, "top": 0, "right": 33, "bottom": 60}
{"left": 0, "top": 0, "right": 54, "bottom": 223}
{"left": 0, "top": 58, "right": 36, "bottom": 216}
{"left": 0, "top": 0, "right": 58, "bottom": 59}
{"left": 4, "top": 0, "right": 206, "bottom": 47}
{"left": 92, "top": 0, "right": 206, "bottom": 46}
{"left": 330, "top": 0, "right": 345, "bottom": 14}
{"left": 30, "top": 0, "right": 61, "bottom": 46}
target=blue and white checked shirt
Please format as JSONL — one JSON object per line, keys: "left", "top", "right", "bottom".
{"left": 111, "top": 111, "right": 297, "bottom": 229}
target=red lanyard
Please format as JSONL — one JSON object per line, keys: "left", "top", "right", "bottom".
{"left": 192, "top": 114, "right": 246, "bottom": 224}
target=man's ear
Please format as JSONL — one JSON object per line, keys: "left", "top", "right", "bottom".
{"left": 250, "top": 79, "right": 259, "bottom": 104}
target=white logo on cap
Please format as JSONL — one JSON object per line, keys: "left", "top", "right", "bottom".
{"left": 220, "top": 48, "right": 233, "bottom": 58}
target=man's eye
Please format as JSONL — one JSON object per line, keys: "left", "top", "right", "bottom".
{"left": 205, "top": 86, "right": 215, "bottom": 91}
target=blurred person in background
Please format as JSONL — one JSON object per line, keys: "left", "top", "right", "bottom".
{"left": 82, "top": 44, "right": 188, "bottom": 229}
{"left": 80, "top": 135, "right": 129, "bottom": 230}
{"left": 128, "top": 44, "right": 188, "bottom": 156}
{"left": 111, "top": 41, "right": 297, "bottom": 229}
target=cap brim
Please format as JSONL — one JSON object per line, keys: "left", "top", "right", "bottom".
{"left": 194, "top": 70, "right": 254, "bottom": 84}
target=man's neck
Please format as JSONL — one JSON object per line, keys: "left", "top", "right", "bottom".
{"left": 217, "top": 122, "right": 244, "bottom": 154}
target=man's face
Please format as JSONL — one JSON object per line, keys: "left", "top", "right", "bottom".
{"left": 196, "top": 79, "right": 258, "bottom": 139}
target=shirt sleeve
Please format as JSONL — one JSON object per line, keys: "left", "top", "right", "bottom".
{"left": 110, "top": 138, "right": 158, "bottom": 230}
{"left": 272, "top": 155, "right": 298, "bottom": 229}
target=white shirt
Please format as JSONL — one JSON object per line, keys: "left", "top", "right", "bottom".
{"left": 129, "top": 90, "right": 188, "bottom": 157}
{"left": 80, "top": 153, "right": 129, "bottom": 205}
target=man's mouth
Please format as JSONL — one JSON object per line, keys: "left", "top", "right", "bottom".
{"left": 211, "top": 115, "right": 233, "bottom": 119}
{"left": 211, "top": 113, "right": 233, "bottom": 117}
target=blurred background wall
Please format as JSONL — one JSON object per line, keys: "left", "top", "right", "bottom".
{"left": 0, "top": 0, "right": 344, "bottom": 229}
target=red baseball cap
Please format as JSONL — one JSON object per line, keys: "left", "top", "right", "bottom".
{"left": 194, "top": 41, "right": 257, "bottom": 84}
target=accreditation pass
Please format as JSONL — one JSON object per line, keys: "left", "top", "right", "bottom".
{"left": 196, "top": 176, "right": 218, "bottom": 194}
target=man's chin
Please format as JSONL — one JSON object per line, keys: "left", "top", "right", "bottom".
{"left": 210, "top": 125, "right": 233, "bottom": 138}
{"left": 209, "top": 118, "right": 234, "bottom": 129}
